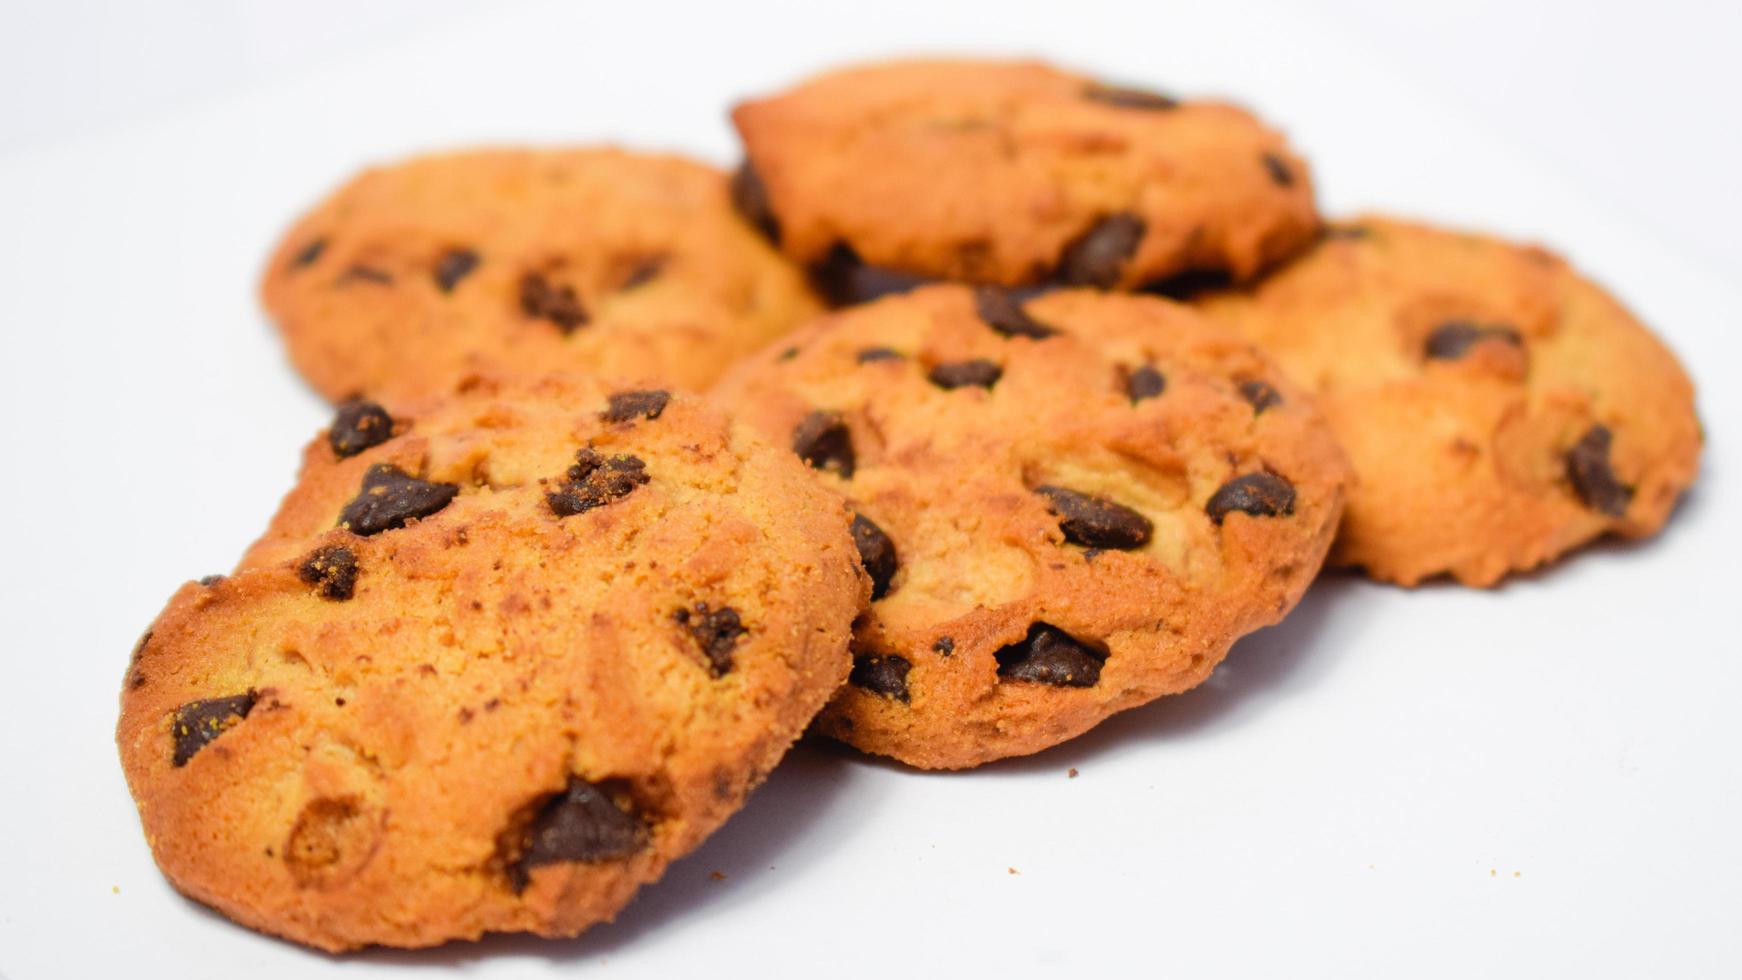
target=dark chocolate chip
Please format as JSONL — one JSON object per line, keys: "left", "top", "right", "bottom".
{"left": 857, "top": 347, "right": 905, "bottom": 364}
{"left": 1035, "top": 485, "right": 1153, "bottom": 550}
{"left": 777, "top": 346, "right": 800, "bottom": 362}
{"left": 338, "top": 464, "right": 459, "bottom": 536}
{"left": 198, "top": 575, "right": 225, "bottom": 587}
{"left": 1083, "top": 82, "right": 1178, "bottom": 110}
{"left": 1565, "top": 424, "right": 1633, "bottom": 516}
{"left": 1059, "top": 213, "right": 1145, "bottom": 288}
{"left": 128, "top": 630, "right": 153, "bottom": 689}
{"left": 1238, "top": 379, "right": 1283, "bottom": 413}
{"left": 1143, "top": 267, "right": 1235, "bottom": 300}
{"left": 510, "top": 778, "right": 648, "bottom": 889}
{"left": 298, "top": 545, "right": 359, "bottom": 601}
{"left": 812, "top": 244, "right": 932, "bottom": 306}
{"left": 975, "top": 286, "right": 1057, "bottom": 339}
{"left": 995, "top": 624, "right": 1105, "bottom": 687}
{"left": 792, "top": 410, "right": 854, "bottom": 478}
{"left": 600, "top": 389, "right": 670, "bottom": 424}
{"left": 1261, "top": 153, "right": 1294, "bottom": 188}
{"left": 1424, "top": 320, "right": 1523, "bottom": 360}
{"left": 546, "top": 449, "right": 649, "bottom": 517}
{"left": 171, "top": 691, "right": 257, "bottom": 766}
{"left": 851, "top": 513, "right": 898, "bottom": 600}
{"left": 850, "top": 654, "right": 911, "bottom": 702}
{"left": 434, "top": 248, "right": 480, "bottom": 292}
{"left": 341, "top": 264, "right": 393, "bottom": 285}
{"left": 933, "top": 637, "right": 954, "bottom": 657}
{"left": 1127, "top": 365, "right": 1166, "bottom": 403}
{"left": 674, "top": 603, "right": 746, "bottom": 676}
{"left": 730, "top": 163, "right": 781, "bottom": 244}
{"left": 328, "top": 399, "right": 395, "bottom": 458}
{"left": 519, "top": 272, "right": 588, "bottom": 333}
{"left": 618, "top": 255, "right": 665, "bottom": 290}
{"left": 1205, "top": 472, "right": 1296, "bottom": 524}
{"left": 928, "top": 359, "right": 1003, "bottom": 390}
{"left": 293, "top": 238, "right": 326, "bottom": 268}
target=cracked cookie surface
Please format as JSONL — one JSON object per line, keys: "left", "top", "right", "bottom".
{"left": 261, "top": 148, "right": 821, "bottom": 402}
{"left": 730, "top": 59, "right": 1320, "bottom": 297}
{"left": 713, "top": 286, "right": 1349, "bottom": 769}
{"left": 117, "top": 375, "right": 867, "bottom": 950}
{"left": 1193, "top": 216, "right": 1702, "bottom": 586}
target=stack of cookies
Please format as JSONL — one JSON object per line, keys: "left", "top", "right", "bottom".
{"left": 117, "top": 58, "right": 1702, "bottom": 952}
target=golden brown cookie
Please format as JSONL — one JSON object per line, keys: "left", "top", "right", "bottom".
{"left": 261, "top": 149, "right": 821, "bottom": 402}
{"left": 117, "top": 375, "right": 868, "bottom": 951}
{"left": 1193, "top": 216, "right": 1702, "bottom": 586}
{"left": 730, "top": 59, "right": 1320, "bottom": 301}
{"left": 713, "top": 286, "right": 1350, "bottom": 769}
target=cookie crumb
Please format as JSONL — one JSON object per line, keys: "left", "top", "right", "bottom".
{"left": 1067, "top": 767, "right": 1079, "bottom": 779}
{"left": 111, "top": 885, "right": 120, "bottom": 894}
{"left": 1007, "top": 867, "right": 1020, "bottom": 876}
{"left": 709, "top": 870, "right": 726, "bottom": 881}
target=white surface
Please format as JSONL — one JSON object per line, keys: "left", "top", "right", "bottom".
{"left": 1, "top": 1, "right": 1738, "bottom": 977}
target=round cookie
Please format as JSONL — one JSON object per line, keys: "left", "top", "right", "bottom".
{"left": 730, "top": 59, "right": 1320, "bottom": 301}
{"left": 261, "top": 148, "right": 821, "bottom": 402}
{"left": 1192, "top": 216, "right": 1702, "bottom": 587}
{"left": 712, "top": 285, "right": 1350, "bottom": 769}
{"left": 117, "top": 375, "right": 868, "bottom": 951}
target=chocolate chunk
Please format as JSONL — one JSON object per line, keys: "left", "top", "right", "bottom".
{"left": 850, "top": 654, "right": 911, "bottom": 702}
{"left": 341, "top": 265, "right": 393, "bottom": 285}
{"left": 618, "top": 255, "right": 665, "bottom": 290}
{"left": 730, "top": 163, "right": 781, "bottom": 243}
{"left": 792, "top": 410, "right": 855, "bottom": 478}
{"left": 434, "top": 248, "right": 480, "bottom": 292}
{"left": 852, "top": 513, "right": 898, "bottom": 600}
{"left": 298, "top": 545, "right": 359, "bottom": 601}
{"left": 674, "top": 603, "right": 746, "bottom": 676}
{"left": 171, "top": 692, "right": 257, "bottom": 766}
{"left": 547, "top": 449, "right": 649, "bottom": 517}
{"left": 1565, "top": 424, "right": 1632, "bottom": 516}
{"left": 292, "top": 238, "right": 326, "bottom": 268}
{"left": 128, "top": 630, "right": 153, "bottom": 689}
{"left": 198, "top": 575, "right": 225, "bottom": 587}
{"left": 995, "top": 624, "right": 1105, "bottom": 687}
{"left": 511, "top": 778, "right": 648, "bottom": 889}
{"left": 1424, "top": 320, "right": 1523, "bottom": 360}
{"left": 928, "top": 359, "right": 1002, "bottom": 390}
{"left": 600, "top": 389, "right": 670, "bottom": 424}
{"left": 1059, "top": 214, "right": 1145, "bottom": 288}
{"left": 1083, "top": 82, "right": 1178, "bottom": 110}
{"left": 328, "top": 399, "right": 395, "bottom": 458}
{"left": 519, "top": 272, "right": 588, "bottom": 333}
{"left": 338, "top": 464, "right": 459, "bottom": 536}
{"left": 1035, "top": 485, "right": 1153, "bottom": 549}
{"left": 1142, "top": 267, "right": 1234, "bottom": 300}
{"left": 812, "top": 244, "right": 931, "bottom": 306}
{"left": 1238, "top": 379, "right": 1283, "bottom": 413}
{"left": 857, "top": 347, "right": 905, "bottom": 364}
{"left": 1261, "top": 153, "right": 1294, "bottom": 188}
{"left": 1127, "top": 365, "right": 1166, "bottom": 403}
{"left": 975, "top": 286, "right": 1057, "bottom": 339}
{"left": 1205, "top": 472, "right": 1296, "bottom": 524}
{"left": 933, "top": 637, "right": 954, "bottom": 657}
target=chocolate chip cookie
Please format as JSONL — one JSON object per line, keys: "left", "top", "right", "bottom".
{"left": 117, "top": 375, "right": 868, "bottom": 950}
{"left": 713, "top": 286, "right": 1350, "bottom": 769}
{"left": 261, "top": 149, "right": 821, "bottom": 402}
{"left": 730, "top": 59, "right": 1321, "bottom": 302}
{"left": 1193, "top": 216, "right": 1702, "bottom": 586}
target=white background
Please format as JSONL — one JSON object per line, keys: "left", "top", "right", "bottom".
{"left": 0, "top": 1, "right": 1737, "bottom": 977}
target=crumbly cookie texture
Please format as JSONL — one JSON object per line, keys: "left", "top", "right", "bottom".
{"left": 713, "top": 286, "right": 1350, "bottom": 769}
{"left": 1193, "top": 216, "right": 1702, "bottom": 587}
{"left": 730, "top": 59, "right": 1320, "bottom": 295}
{"left": 117, "top": 375, "right": 868, "bottom": 951}
{"left": 261, "top": 148, "right": 821, "bottom": 402}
